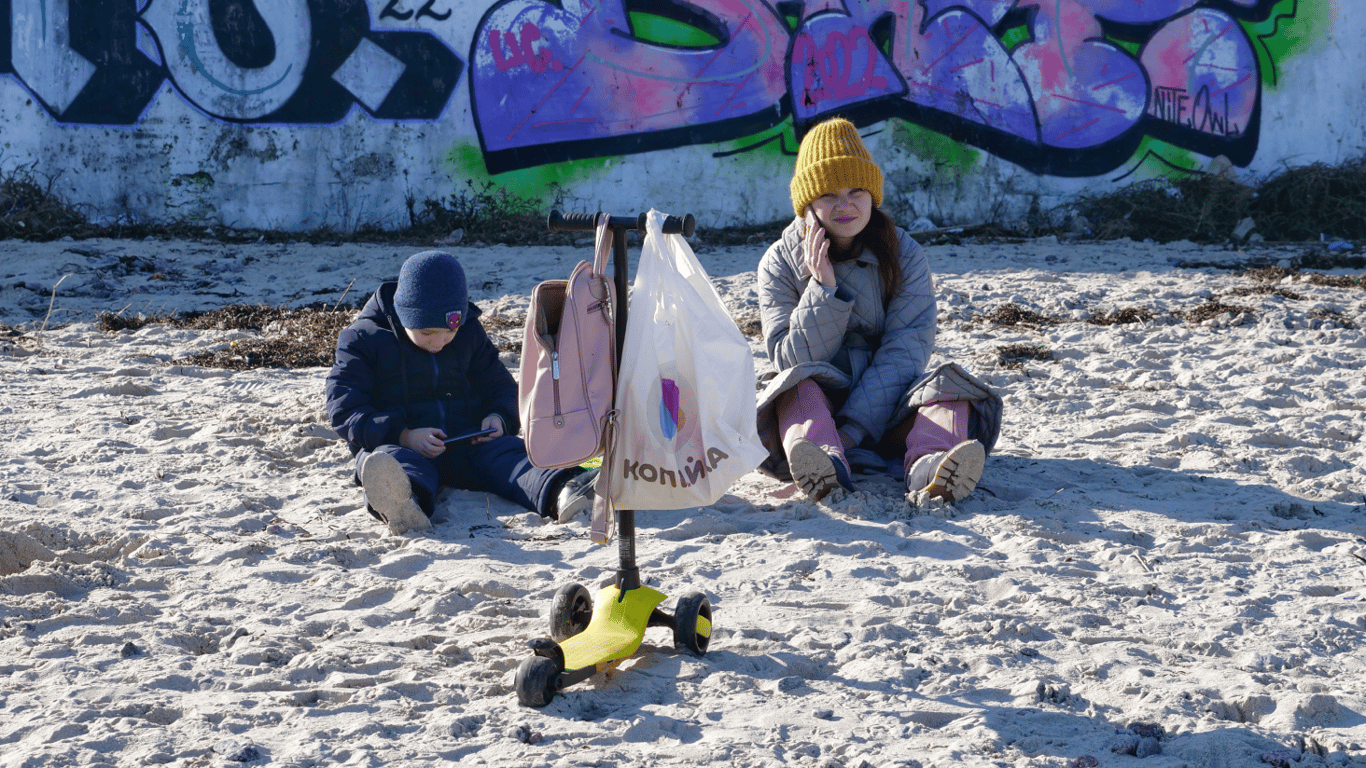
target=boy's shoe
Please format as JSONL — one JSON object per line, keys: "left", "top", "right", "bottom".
{"left": 361, "top": 452, "right": 431, "bottom": 535}
{"left": 553, "top": 468, "right": 598, "bottom": 523}
{"left": 906, "top": 440, "right": 985, "bottom": 502}
{"left": 789, "top": 438, "right": 854, "bottom": 502}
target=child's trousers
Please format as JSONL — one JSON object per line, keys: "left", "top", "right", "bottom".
{"left": 355, "top": 435, "right": 571, "bottom": 518}
{"left": 775, "top": 378, "right": 970, "bottom": 474}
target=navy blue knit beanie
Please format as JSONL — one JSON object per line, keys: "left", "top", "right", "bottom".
{"left": 394, "top": 251, "right": 468, "bottom": 331}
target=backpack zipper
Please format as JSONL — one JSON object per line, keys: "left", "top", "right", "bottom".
{"left": 550, "top": 348, "right": 564, "bottom": 427}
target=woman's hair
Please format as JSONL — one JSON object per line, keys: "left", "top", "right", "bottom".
{"left": 832, "top": 207, "right": 903, "bottom": 305}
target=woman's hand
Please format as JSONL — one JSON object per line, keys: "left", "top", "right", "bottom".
{"left": 471, "top": 414, "right": 505, "bottom": 445}
{"left": 804, "top": 210, "right": 837, "bottom": 288}
{"left": 400, "top": 427, "right": 447, "bottom": 459}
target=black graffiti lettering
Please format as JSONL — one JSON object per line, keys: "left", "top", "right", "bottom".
{"left": 380, "top": 0, "right": 414, "bottom": 21}
{"left": 660, "top": 469, "right": 677, "bottom": 487}
{"left": 416, "top": 0, "right": 451, "bottom": 22}
{"left": 622, "top": 458, "right": 641, "bottom": 480}
{"left": 6, "top": 0, "right": 462, "bottom": 124}
{"left": 1192, "top": 86, "right": 1232, "bottom": 137}
{"left": 1152, "top": 86, "right": 1193, "bottom": 126}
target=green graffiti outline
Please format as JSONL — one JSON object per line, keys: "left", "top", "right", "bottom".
{"left": 887, "top": 118, "right": 982, "bottom": 179}
{"left": 447, "top": 141, "right": 615, "bottom": 201}
{"left": 1244, "top": 0, "right": 1334, "bottom": 89}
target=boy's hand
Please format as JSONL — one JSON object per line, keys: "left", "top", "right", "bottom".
{"left": 472, "top": 415, "right": 505, "bottom": 445}
{"left": 400, "top": 427, "right": 447, "bottom": 459}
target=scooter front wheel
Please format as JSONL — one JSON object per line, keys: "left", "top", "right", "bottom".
{"left": 515, "top": 655, "right": 560, "bottom": 707}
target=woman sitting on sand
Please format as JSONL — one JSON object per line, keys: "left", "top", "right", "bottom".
{"left": 755, "top": 117, "right": 1003, "bottom": 502}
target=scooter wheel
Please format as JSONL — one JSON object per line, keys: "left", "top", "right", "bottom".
{"left": 515, "top": 655, "right": 559, "bottom": 707}
{"left": 550, "top": 583, "right": 593, "bottom": 642}
{"left": 673, "top": 592, "right": 712, "bottom": 656}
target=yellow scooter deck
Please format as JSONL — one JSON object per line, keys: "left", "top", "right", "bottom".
{"left": 559, "top": 584, "right": 667, "bottom": 672}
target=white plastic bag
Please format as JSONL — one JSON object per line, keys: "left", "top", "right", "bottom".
{"left": 591, "top": 210, "right": 766, "bottom": 542}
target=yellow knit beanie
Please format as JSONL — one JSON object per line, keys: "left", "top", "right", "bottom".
{"left": 790, "top": 118, "right": 884, "bottom": 218}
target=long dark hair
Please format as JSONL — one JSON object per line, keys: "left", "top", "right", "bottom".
{"left": 831, "top": 207, "right": 903, "bottom": 305}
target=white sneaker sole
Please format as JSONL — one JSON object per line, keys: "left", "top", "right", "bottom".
{"left": 922, "top": 440, "right": 985, "bottom": 502}
{"left": 789, "top": 439, "right": 841, "bottom": 502}
{"left": 361, "top": 452, "right": 431, "bottom": 535}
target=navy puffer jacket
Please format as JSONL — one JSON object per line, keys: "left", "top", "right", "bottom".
{"left": 326, "top": 282, "right": 519, "bottom": 456}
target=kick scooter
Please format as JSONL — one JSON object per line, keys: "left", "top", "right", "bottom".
{"left": 514, "top": 209, "right": 713, "bottom": 707}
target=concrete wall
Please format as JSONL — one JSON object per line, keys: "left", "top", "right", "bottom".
{"left": 1, "top": 0, "right": 1358, "bottom": 233}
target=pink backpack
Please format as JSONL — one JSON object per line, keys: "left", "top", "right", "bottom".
{"left": 519, "top": 214, "right": 617, "bottom": 468}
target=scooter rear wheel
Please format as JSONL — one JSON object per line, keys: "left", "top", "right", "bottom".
{"left": 673, "top": 592, "right": 712, "bottom": 656}
{"left": 550, "top": 583, "right": 593, "bottom": 642}
{"left": 515, "top": 655, "right": 559, "bottom": 707}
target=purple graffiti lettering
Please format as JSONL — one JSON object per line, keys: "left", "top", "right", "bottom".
{"left": 470, "top": 0, "right": 790, "bottom": 173}
{"left": 895, "top": 3, "right": 1037, "bottom": 142}
{"left": 462, "top": 0, "right": 1288, "bottom": 175}
{"left": 1141, "top": 8, "right": 1257, "bottom": 140}
{"left": 1008, "top": 0, "right": 1148, "bottom": 149}
{"left": 790, "top": 18, "right": 900, "bottom": 118}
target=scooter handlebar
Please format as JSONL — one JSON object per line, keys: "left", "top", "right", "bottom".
{"left": 548, "top": 210, "right": 695, "bottom": 238}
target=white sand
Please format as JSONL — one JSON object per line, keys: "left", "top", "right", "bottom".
{"left": 1, "top": 233, "right": 1364, "bottom": 767}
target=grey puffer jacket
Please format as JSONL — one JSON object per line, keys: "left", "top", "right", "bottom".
{"left": 758, "top": 217, "right": 935, "bottom": 440}
{"left": 755, "top": 217, "right": 1001, "bottom": 477}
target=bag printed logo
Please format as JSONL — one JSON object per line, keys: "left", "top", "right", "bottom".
{"left": 651, "top": 364, "right": 697, "bottom": 445}
{"left": 658, "top": 377, "right": 685, "bottom": 440}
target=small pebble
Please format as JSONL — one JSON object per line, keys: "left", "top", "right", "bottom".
{"left": 814, "top": 709, "right": 834, "bottom": 720}
{"left": 1074, "top": 757, "right": 1099, "bottom": 768}
{"left": 212, "top": 740, "right": 261, "bottom": 762}
{"left": 1128, "top": 721, "right": 1165, "bottom": 739}
{"left": 119, "top": 642, "right": 140, "bottom": 658}
{"left": 1110, "top": 734, "right": 1139, "bottom": 755}
{"left": 1135, "top": 736, "right": 1161, "bottom": 757}
{"left": 1260, "top": 750, "right": 1302, "bottom": 767}
{"left": 512, "top": 724, "right": 542, "bottom": 745}
{"left": 777, "top": 676, "right": 804, "bottom": 692}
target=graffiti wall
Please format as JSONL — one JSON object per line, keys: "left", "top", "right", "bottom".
{"left": 0, "top": 0, "right": 1355, "bottom": 231}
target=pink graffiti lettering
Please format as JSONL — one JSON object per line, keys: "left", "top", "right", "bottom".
{"left": 490, "top": 23, "right": 560, "bottom": 73}
{"left": 793, "top": 27, "right": 888, "bottom": 107}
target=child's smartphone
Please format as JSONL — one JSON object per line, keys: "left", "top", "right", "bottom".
{"left": 443, "top": 427, "right": 497, "bottom": 444}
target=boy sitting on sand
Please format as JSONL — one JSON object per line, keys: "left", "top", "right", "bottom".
{"left": 326, "top": 251, "right": 595, "bottom": 534}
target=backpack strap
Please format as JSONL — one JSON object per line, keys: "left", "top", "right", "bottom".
{"left": 592, "top": 212, "right": 612, "bottom": 277}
